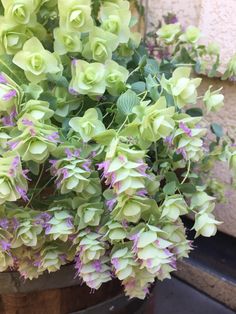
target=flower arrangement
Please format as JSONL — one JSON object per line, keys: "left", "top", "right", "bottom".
{"left": 0, "top": 1, "right": 233, "bottom": 300}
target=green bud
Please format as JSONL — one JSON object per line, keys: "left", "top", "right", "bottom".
{"left": 203, "top": 86, "right": 224, "bottom": 113}
{"left": 156, "top": 23, "right": 181, "bottom": 44}
{"left": 179, "top": 26, "right": 201, "bottom": 44}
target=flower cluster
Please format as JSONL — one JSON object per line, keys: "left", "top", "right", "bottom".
{"left": 0, "top": 0, "right": 230, "bottom": 300}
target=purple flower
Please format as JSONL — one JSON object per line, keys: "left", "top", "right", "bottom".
{"left": 59, "top": 254, "right": 67, "bottom": 263}
{"left": 8, "top": 156, "right": 20, "bottom": 177}
{"left": 129, "top": 233, "right": 140, "bottom": 253}
{"left": 165, "top": 135, "right": 173, "bottom": 145}
{"left": 22, "top": 169, "right": 31, "bottom": 181}
{"left": 29, "top": 128, "right": 36, "bottom": 136}
{"left": 106, "top": 198, "right": 117, "bottom": 211}
{"left": 137, "top": 189, "right": 148, "bottom": 197}
{"left": 69, "top": 88, "right": 78, "bottom": 95}
{"left": 7, "top": 141, "right": 19, "bottom": 150}
{"left": 46, "top": 132, "right": 60, "bottom": 143}
{"left": 33, "top": 260, "right": 42, "bottom": 267}
{"left": 176, "top": 147, "right": 187, "bottom": 160}
{"left": 97, "top": 160, "right": 110, "bottom": 178}
{"left": 1, "top": 240, "right": 11, "bottom": 251}
{"left": 2, "top": 89, "right": 17, "bottom": 101}
{"left": 111, "top": 257, "right": 119, "bottom": 269}
{"left": 12, "top": 218, "right": 19, "bottom": 230}
{"left": 179, "top": 122, "right": 192, "bottom": 137}
{"left": 22, "top": 118, "right": 33, "bottom": 126}
{"left": 0, "top": 218, "right": 9, "bottom": 229}
{"left": 65, "top": 148, "right": 73, "bottom": 159}
{"left": 16, "top": 186, "right": 29, "bottom": 202}
{"left": 0, "top": 74, "right": 7, "bottom": 84}
{"left": 66, "top": 217, "right": 73, "bottom": 228}
{"left": 2, "top": 109, "right": 16, "bottom": 126}
{"left": 93, "top": 260, "right": 102, "bottom": 272}
{"left": 71, "top": 59, "right": 77, "bottom": 66}
{"left": 137, "top": 163, "right": 148, "bottom": 176}
{"left": 74, "top": 149, "right": 81, "bottom": 157}
{"left": 82, "top": 160, "right": 91, "bottom": 172}
{"left": 45, "top": 224, "right": 52, "bottom": 234}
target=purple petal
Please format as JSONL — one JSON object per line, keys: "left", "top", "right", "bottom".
{"left": 0, "top": 74, "right": 7, "bottom": 84}
{"left": 2, "top": 89, "right": 17, "bottom": 101}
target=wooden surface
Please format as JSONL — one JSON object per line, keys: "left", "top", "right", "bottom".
{"left": 0, "top": 280, "right": 123, "bottom": 314}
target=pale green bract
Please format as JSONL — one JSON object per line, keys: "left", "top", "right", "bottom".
{"left": 13, "top": 37, "right": 63, "bottom": 83}
{"left": 0, "top": 0, "right": 229, "bottom": 301}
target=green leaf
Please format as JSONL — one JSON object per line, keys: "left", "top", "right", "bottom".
{"left": 40, "top": 92, "right": 57, "bottom": 110}
{"left": 179, "top": 183, "right": 196, "bottom": 194}
{"left": 27, "top": 161, "right": 40, "bottom": 176}
{"left": 0, "top": 54, "right": 27, "bottom": 85}
{"left": 208, "top": 55, "right": 220, "bottom": 78}
{"left": 144, "top": 58, "right": 159, "bottom": 76}
{"left": 131, "top": 81, "right": 146, "bottom": 94}
{"left": 165, "top": 172, "right": 180, "bottom": 184}
{"left": 117, "top": 90, "right": 140, "bottom": 117}
{"left": 163, "top": 181, "right": 176, "bottom": 195}
{"left": 211, "top": 123, "right": 224, "bottom": 138}
{"left": 186, "top": 108, "right": 203, "bottom": 117}
{"left": 178, "top": 47, "right": 195, "bottom": 65}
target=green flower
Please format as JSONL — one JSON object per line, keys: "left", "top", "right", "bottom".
{"left": 161, "top": 67, "right": 202, "bottom": 108}
{"left": 0, "top": 17, "right": 33, "bottom": 55}
{"left": 160, "top": 195, "right": 188, "bottom": 221}
{"left": 75, "top": 201, "right": 104, "bottom": 230}
{"left": 52, "top": 154, "right": 101, "bottom": 197}
{"left": 156, "top": 23, "right": 181, "bottom": 44}
{"left": 39, "top": 244, "right": 69, "bottom": 273}
{"left": 224, "top": 54, "right": 236, "bottom": 79}
{"left": 133, "top": 97, "right": 175, "bottom": 142}
{"left": 69, "top": 60, "right": 106, "bottom": 97}
{"left": 179, "top": 26, "right": 201, "bottom": 44}
{"left": 229, "top": 151, "right": 236, "bottom": 173}
{"left": 19, "top": 100, "right": 54, "bottom": 121}
{"left": 76, "top": 231, "right": 106, "bottom": 264}
{"left": 46, "top": 208, "right": 74, "bottom": 242}
{"left": 79, "top": 256, "right": 111, "bottom": 290}
{"left": 133, "top": 226, "right": 174, "bottom": 275}
{"left": 100, "top": 220, "right": 127, "bottom": 243}
{"left": 0, "top": 250, "right": 13, "bottom": 271}
{"left": 111, "top": 245, "right": 138, "bottom": 280}
{"left": 162, "top": 222, "right": 191, "bottom": 258}
{"left": 82, "top": 27, "right": 119, "bottom": 63}
{"left": 2, "top": 0, "right": 37, "bottom": 25}
{"left": 112, "top": 195, "right": 158, "bottom": 223}
{"left": 58, "top": 0, "right": 93, "bottom": 32}
{"left": 69, "top": 108, "right": 105, "bottom": 142}
{"left": 99, "top": 0, "right": 131, "bottom": 43}
{"left": 105, "top": 60, "right": 129, "bottom": 96}
{"left": 203, "top": 86, "right": 224, "bottom": 113}
{"left": 193, "top": 212, "right": 221, "bottom": 237}
{"left": 53, "top": 28, "right": 82, "bottom": 55}
{"left": 174, "top": 124, "right": 206, "bottom": 162}
{"left": 0, "top": 72, "right": 22, "bottom": 114}
{"left": 0, "top": 155, "right": 28, "bottom": 204}
{"left": 11, "top": 220, "right": 42, "bottom": 248}
{"left": 13, "top": 37, "right": 63, "bottom": 84}
{"left": 9, "top": 117, "right": 58, "bottom": 163}
{"left": 207, "top": 43, "right": 220, "bottom": 56}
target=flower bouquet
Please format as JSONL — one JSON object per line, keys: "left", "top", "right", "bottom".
{"left": 0, "top": 0, "right": 232, "bottom": 300}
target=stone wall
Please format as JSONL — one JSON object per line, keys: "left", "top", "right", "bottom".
{"left": 145, "top": 0, "right": 236, "bottom": 237}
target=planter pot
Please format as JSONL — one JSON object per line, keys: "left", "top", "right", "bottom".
{"left": 0, "top": 264, "right": 154, "bottom": 314}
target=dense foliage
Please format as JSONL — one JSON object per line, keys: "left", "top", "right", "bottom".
{"left": 0, "top": 0, "right": 233, "bottom": 299}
